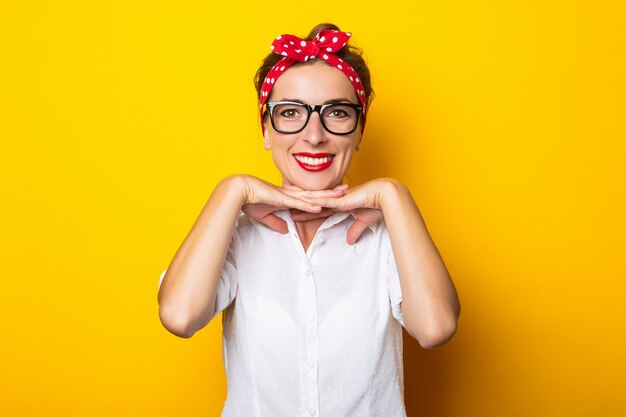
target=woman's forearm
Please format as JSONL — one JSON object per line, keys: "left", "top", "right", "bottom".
{"left": 157, "top": 175, "right": 247, "bottom": 338}
{"left": 380, "top": 180, "right": 460, "bottom": 348}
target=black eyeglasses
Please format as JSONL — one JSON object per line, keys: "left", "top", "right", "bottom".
{"left": 266, "top": 101, "right": 363, "bottom": 135}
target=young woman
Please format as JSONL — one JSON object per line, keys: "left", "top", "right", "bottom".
{"left": 158, "top": 23, "right": 460, "bottom": 417}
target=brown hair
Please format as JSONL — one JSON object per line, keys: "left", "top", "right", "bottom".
{"left": 254, "top": 23, "right": 374, "bottom": 118}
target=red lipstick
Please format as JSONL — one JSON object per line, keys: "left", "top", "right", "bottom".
{"left": 293, "top": 152, "right": 335, "bottom": 172}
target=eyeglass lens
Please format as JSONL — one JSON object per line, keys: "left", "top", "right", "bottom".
{"left": 271, "top": 103, "right": 359, "bottom": 134}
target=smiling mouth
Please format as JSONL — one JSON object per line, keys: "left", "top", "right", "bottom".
{"left": 293, "top": 153, "right": 335, "bottom": 172}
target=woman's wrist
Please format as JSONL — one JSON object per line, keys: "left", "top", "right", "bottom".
{"left": 378, "top": 178, "right": 410, "bottom": 212}
{"left": 219, "top": 174, "right": 251, "bottom": 208}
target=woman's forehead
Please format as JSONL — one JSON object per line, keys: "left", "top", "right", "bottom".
{"left": 270, "top": 61, "right": 358, "bottom": 103}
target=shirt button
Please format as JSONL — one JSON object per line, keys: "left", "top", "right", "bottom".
{"left": 305, "top": 269, "right": 311, "bottom": 277}
{"left": 309, "top": 409, "right": 316, "bottom": 416}
{"left": 307, "top": 361, "right": 314, "bottom": 369}
{"left": 318, "top": 237, "right": 325, "bottom": 244}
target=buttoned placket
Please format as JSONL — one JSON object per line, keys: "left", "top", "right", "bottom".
{"left": 284, "top": 220, "right": 320, "bottom": 417}
{"left": 277, "top": 211, "right": 366, "bottom": 417}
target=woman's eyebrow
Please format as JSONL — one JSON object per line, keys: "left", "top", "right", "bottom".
{"left": 323, "top": 98, "right": 355, "bottom": 104}
{"left": 277, "top": 98, "right": 356, "bottom": 104}
{"left": 277, "top": 98, "right": 306, "bottom": 104}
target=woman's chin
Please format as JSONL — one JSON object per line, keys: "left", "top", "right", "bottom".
{"left": 285, "top": 176, "right": 342, "bottom": 191}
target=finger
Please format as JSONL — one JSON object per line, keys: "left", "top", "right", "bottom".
{"left": 282, "top": 184, "right": 302, "bottom": 191}
{"left": 305, "top": 196, "right": 359, "bottom": 211}
{"left": 274, "top": 193, "right": 323, "bottom": 213}
{"left": 281, "top": 188, "right": 346, "bottom": 200}
{"left": 346, "top": 218, "right": 370, "bottom": 245}
{"left": 247, "top": 180, "right": 320, "bottom": 212}
{"left": 255, "top": 214, "right": 289, "bottom": 234}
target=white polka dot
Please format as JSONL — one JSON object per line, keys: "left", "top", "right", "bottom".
{"left": 304, "top": 56, "right": 309, "bottom": 62}
{"left": 281, "top": 52, "right": 288, "bottom": 56}
{"left": 356, "top": 77, "right": 360, "bottom": 82}
{"left": 349, "top": 76, "right": 354, "bottom": 81}
{"left": 339, "top": 58, "right": 344, "bottom": 62}
{"left": 296, "top": 49, "right": 301, "bottom": 53}
{"left": 280, "top": 66, "right": 285, "bottom": 71}
{"left": 346, "top": 32, "right": 352, "bottom": 36}
{"left": 319, "top": 36, "right": 325, "bottom": 42}
{"left": 271, "top": 78, "right": 275, "bottom": 84}
{"left": 276, "top": 35, "right": 282, "bottom": 40}
{"left": 326, "top": 47, "right": 332, "bottom": 52}
{"left": 332, "top": 36, "right": 338, "bottom": 43}
{"left": 338, "top": 64, "right": 343, "bottom": 70}
{"left": 323, "top": 54, "right": 329, "bottom": 60}
{"left": 300, "top": 40, "right": 306, "bottom": 47}
{"left": 270, "top": 45, "right": 275, "bottom": 50}
{"left": 283, "top": 44, "right": 288, "bottom": 48}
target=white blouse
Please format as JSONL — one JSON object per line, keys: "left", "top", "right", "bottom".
{"left": 159, "top": 210, "right": 407, "bottom": 417}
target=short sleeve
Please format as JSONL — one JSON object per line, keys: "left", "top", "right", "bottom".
{"left": 158, "top": 269, "right": 167, "bottom": 289}
{"left": 386, "top": 240, "right": 405, "bottom": 327}
{"left": 157, "top": 231, "right": 239, "bottom": 322}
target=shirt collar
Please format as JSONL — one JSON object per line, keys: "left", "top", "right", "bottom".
{"left": 274, "top": 210, "right": 379, "bottom": 234}
{"left": 346, "top": 212, "right": 380, "bottom": 234}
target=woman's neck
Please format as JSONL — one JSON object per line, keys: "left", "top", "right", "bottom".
{"left": 291, "top": 209, "right": 332, "bottom": 252}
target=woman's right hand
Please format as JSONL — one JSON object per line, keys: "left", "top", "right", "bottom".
{"left": 237, "top": 175, "right": 346, "bottom": 234}
{"left": 158, "top": 174, "right": 346, "bottom": 338}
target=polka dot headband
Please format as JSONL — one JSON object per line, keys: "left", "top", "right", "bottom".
{"left": 259, "top": 29, "right": 367, "bottom": 133}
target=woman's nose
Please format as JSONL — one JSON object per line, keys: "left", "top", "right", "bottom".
{"left": 302, "top": 112, "right": 327, "bottom": 145}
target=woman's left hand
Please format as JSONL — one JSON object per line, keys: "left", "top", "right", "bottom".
{"left": 292, "top": 179, "right": 461, "bottom": 348}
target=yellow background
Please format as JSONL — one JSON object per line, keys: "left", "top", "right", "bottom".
{"left": 1, "top": 1, "right": 625, "bottom": 416}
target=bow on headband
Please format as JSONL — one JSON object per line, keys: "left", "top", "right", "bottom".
{"left": 259, "top": 29, "right": 367, "bottom": 132}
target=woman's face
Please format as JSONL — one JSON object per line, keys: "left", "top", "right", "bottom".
{"left": 264, "top": 60, "right": 362, "bottom": 191}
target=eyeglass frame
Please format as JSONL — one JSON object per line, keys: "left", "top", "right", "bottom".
{"left": 265, "top": 101, "right": 364, "bottom": 135}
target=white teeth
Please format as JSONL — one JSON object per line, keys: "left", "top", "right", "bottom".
{"left": 295, "top": 155, "right": 333, "bottom": 166}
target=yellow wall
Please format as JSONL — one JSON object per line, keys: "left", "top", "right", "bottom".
{"left": 1, "top": 1, "right": 624, "bottom": 416}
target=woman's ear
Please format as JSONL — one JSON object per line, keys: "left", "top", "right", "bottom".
{"left": 355, "top": 131, "right": 363, "bottom": 151}
{"left": 263, "top": 129, "right": 271, "bottom": 150}
{"left": 355, "top": 120, "right": 365, "bottom": 151}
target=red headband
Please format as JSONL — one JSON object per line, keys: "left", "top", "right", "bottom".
{"left": 259, "top": 29, "right": 367, "bottom": 133}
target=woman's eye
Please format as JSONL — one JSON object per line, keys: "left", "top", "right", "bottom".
{"left": 331, "top": 110, "right": 348, "bottom": 118}
{"left": 279, "top": 108, "right": 302, "bottom": 118}
{"left": 327, "top": 108, "right": 349, "bottom": 119}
